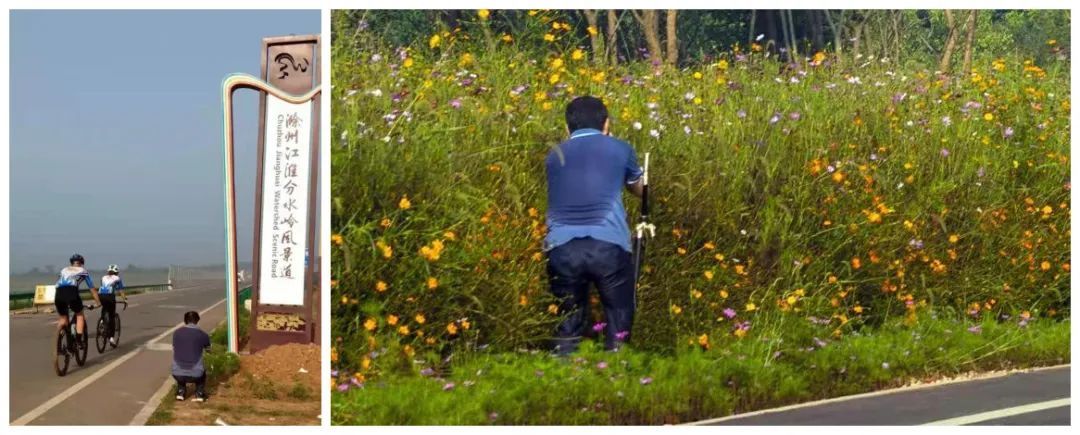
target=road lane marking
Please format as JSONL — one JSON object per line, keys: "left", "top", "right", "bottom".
{"left": 922, "top": 398, "right": 1070, "bottom": 425}
{"left": 11, "top": 297, "right": 226, "bottom": 426}
{"left": 683, "top": 364, "right": 1070, "bottom": 425}
{"left": 130, "top": 377, "right": 177, "bottom": 426}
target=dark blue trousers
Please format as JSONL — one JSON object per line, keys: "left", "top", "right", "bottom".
{"left": 546, "top": 237, "right": 635, "bottom": 354}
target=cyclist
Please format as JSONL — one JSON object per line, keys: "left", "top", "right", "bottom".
{"left": 55, "top": 254, "right": 96, "bottom": 349}
{"left": 97, "top": 264, "right": 127, "bottom": 345}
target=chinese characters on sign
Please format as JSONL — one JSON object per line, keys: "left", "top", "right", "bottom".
{"left": 259, "top": 95, "right": 312, "bottom": 306}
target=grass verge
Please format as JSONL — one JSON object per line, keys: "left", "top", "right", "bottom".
{"left": 332, "top": 316, "right": 1069, "bottom": 425}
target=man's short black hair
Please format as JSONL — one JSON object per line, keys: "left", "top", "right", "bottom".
{"left": 565, "top": 96, "right": 608, "bottom": 132}
{"left": 184, "top": 311, "right": 200, "bottom": 325}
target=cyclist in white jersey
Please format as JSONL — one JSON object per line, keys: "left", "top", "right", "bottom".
{"left": 55, "top": 254, "right": 96, "bottom": 348}
{"left": 98, "top": 264, "right": 127, "bottom": 345}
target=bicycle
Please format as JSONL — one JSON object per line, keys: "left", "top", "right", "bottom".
{"left": 54, "top": 303, "right": 96, "bottom": 377}
{"left": 95, "top": 300, "right": 128, "bottom": 354}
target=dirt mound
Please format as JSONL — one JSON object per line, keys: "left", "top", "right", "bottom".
{"left": 240, "top": 343, "right": 320, "bottom": 392}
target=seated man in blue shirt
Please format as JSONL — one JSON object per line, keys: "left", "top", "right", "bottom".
{"left": 545, "top": 96, "right": 644, "bottom": 355}
{"left": 172, "top": 311, "right": 211, "bottom": 402}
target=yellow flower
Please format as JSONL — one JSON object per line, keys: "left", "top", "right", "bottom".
{"left": 380, "top": 218, "right": 392, "bottom": 228}
{"left": 745, "top": 302, "right": 757, "bottom": 311}
{"left": 550, "top": 58, "right": 564, "bottom": 69}
{"left": 983, "top": 112, "right": 994, "bottom": 121}
{"left": 444, "top": 231, "right": 457, "bottom": 241}
{"left": 691, "top": 289, "right": 703, "bottom": 299}
{"left": 716, "top": 59, "right": 729, "bottom": 70}
{"left": 549, "top": 73, "right": 560, "bottom": 84}
{"left": 364, "top": 318, "right": 377, "bottom": 331}
{"left": 693, "top": 71, "right": 703, "bottom": 80}
{"left": 429, "top": 34, "right": 441, "bottom": 49}
{"left": 415, "top": 314, "right": 426, "bottom": 324}
{"left": 399, "top": 195, "right": 411, "bottom": 210}
{"left": 398, "top": 325, "right": 410, "bottom": 335}
{"left": 1041, "top": 261, "right": 1051, "bottom": 271}
{"left": 786, "top": 295, "right": 798, "bottom": 305}
{"left": 331, "top": 234, "right": 343, "bottom": 245}
{"left": 361, "top": 357, "right": 371, "bottom": 370}
{"left": 853, "top": 305, "right": 864, "bottom": 314}
{"left": 544, "top": 33, "right": 555, "bottom": 42}
{"left": 719, "top": 289, "right": 729, "bottom": 299}
{"left": 703, "top": 242, "right": 716, "bottom": 250}
{"left": 714, "top": 253, "right": 725, "bottom": 261}
{"left": 698, "top": 334, "right": 710, "bottom": 348}
{"left": 387, "top": 314, "right": 399, "bottom": 325}
{"left": 375, "top": 280, "right": 389, "bottom": 292}
{"left": 867, "top": 212, "right": 882, "bottom": 224}
{"left": 571, "top": 49, "right": 585, "bottom": 61}
{"left": 519, "top": 294, "right": 528, "bottom": 306}
{"left": 733, "top": 328, "right": 747, "bottom": 338}
{"left": 671, "top": 304, "right": 683, "bottom": 315}
{"left": 427, "top": 277, "right": 439, "bottom": 290}
{"left": 587, "top": 25, "right": 598, "bottom": 36}
{"left": 477, "top": 9, "right": 490, "bottom": 20}
{"left": 376, "top": 240, "right": 393, "bottom": 259}
{"left": 459, "top": 53, "right": 474, "bottom": 68}
{"left": 949, "top": 234, "right": 959, "bottom": 244}
{"left": 851, "top": 257, "right": 862, "bottom": 269}
{"left": 677, "top": 247, "right": 687, "bottom": 255}
{"left": 501, "top": 34, "right": 513, "bottom": 43}
{"left": 447, "top": 322, "right": 459, "bottom": 335}
{"left": 704, "top": 270, "right": 714, "bottom": 280}
{"left": 403, "top": 58, "right": 414, "bottom": 68}
{"left": 547, "top": 304, "right": 559, "bottom": 315}
{"left": 403, "top": 345, "right": 415, "bottom": 357}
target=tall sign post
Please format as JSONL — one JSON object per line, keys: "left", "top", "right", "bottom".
{"left": 222, "top": 35, "right": 320, "bottom": 353}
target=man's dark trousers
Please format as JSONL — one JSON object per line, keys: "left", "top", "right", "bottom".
{"left": 547, "top": 237, "right": 635, "bottom": 354}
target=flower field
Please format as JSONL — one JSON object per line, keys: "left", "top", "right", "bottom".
{"left": 330, "top": 10, "right": 1070, "bottom": 421}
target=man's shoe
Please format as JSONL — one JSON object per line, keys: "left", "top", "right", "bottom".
{"left": 109, "top": 337, "right": 117, "bottom": 345}
{"left": 176, "top": 387, "right": 186, "bottom": 401}
{"left": 193, "top": 396, "right": 206, "bottom": 403}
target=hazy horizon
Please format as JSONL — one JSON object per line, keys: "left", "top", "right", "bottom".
{"left": 9, "top": 10, "right": 320, "bottom": 273}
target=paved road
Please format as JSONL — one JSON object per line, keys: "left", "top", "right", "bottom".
{"left": 9, "top": 280, "right": 226, "bottom": 425}
{"left": 694, "top": 365, "right": 1070, "bottom": 425}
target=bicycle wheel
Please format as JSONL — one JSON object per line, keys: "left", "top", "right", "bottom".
{"left": 110, "top": 314, "right": 121, "bottom": 349}
{"left": 75, "top": 324, "right": 88, "bottom": 366}
{"left": 95, "top": 317, "right": 107, "bottom": 354}
{"left": 54, "top": 328, "right": 70, "bottom": 376}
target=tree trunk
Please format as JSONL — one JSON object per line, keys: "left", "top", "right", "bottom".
{"left": 961, "top": 10, "right": 978, "bottom": 76}
{"left": 583, "top": 10, "right": 603, "bottom": 64}
{"left": 632, "top": 10, "right": 663, "bottom": 64}
{"left": 939, "top": 10, "right": 959, "bottom": 72}
{"left": 748, "top": 9, "right": 757, "bottom": 44}
{"left": 665, "top": 10, "right": 678, "bottom": 65}
{"left": 786, "top": 9, "right": 799, "bottom": 59}
{"left": 808, "top": 10, "right": 824, "bottom": 51}
{"left": 892, "top": 10, "right": 903, "bottom": 62}
{"left": 824, "top": 9, "right": 845, "bottom": 61}
{"left": 607, "top": 10, "right": 620, "bottom": 65}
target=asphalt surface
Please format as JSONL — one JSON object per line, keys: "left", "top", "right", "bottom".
{"left": 699, "top": 365, "right": 1070, "bottom": 425}
{"left": 9, "top": 280, "right": 226, "bottom": 425}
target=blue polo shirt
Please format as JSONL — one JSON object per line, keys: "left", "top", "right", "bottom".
{"left": 545, "top": 128, "right": 643, "bottom": 253}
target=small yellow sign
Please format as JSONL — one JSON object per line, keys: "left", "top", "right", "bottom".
{"left": 33, "top": 285, "right": 56, "bottom": 305}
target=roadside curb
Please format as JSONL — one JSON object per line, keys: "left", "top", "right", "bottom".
{"left": 682, "top": 363, "right": 1071, "bottom": 425}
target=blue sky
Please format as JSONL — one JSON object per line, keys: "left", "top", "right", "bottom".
{"left": 9, "top": 10, "right": 320, "bottom": 273}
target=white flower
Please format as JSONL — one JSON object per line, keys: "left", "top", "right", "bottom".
{"left": 370, "top": 89, "right": 383, "bottom": 97}
{"left": 646, "top": 102, "right": 658, "bottom": 110}
{"left": 684, "top": 92, "right": 695, "bottom": 101}
{"left": 683, "top": 126, "right": 692, "bottom": 135}
{"left": 632, "top": 122, "right": 643, "bottom": 130}
{"left": 649, "top": 129, "right": 660, "bottom": 138}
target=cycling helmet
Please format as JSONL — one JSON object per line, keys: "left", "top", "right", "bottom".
{"left": 70, "top": 253, "right": 85, "bottom": 265}
{"left": 107, "top": 264, "right": 120, "bottom": 273}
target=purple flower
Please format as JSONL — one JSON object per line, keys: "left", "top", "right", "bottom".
{"left": 789, "top": 112, "right": 801, "bottom": 121}
{"left": 1018, "top": 319, "right": 1029, "bottom": 328}
{"left": 967, "top": 325, "right": 982, "bottom": 334}
{"left": 449, "top": 98, "right": 462, "bottom": 109}
{"left": 639, "top": 377, "right": 653, "bottom": 385}
{"left": 489, "top": 412, "right": 499, "bottom": 422}
{"left": 336, "top": 383, "right": 350, "bottom": 392}
{"left": 1003, "top": 126, "right": 1015, "bottom": 138}
{"left": 615, "top": 331, "right": 630, "bottom": 341}
{"left": 769, "top": 113, "right": 782, "bottom": 124}
{"left": 909, "top": 239, "right": 924, "bottom": 250}
{"left": 813, "top": 337, "right": 828, "bottom": 348}
{"left": 892, "top": 92, "right": 908, "bottom": 104}
{"left": 723, "top": 308, "right": 737, "bottom": 319}
{"left": 736, "top": 109, "right": 747, "bottom": 119}
{"left": 596, "top": 361, "right": 608, "bottom": 370}
{"left": 443, "top": 382, "right": 456, "bottom": 391}
{"left": 940, "top": 148, "right": 950, "bottom": 158}
{"left": 592, "top": 322, "right": 607, "bottom": 333}
{"left": 977, "top": 167, "right": 986, "bottom": 178}
{"left": 420, "top": 367, "right": 435, "bottom": 377}
{"left": 941, "top": 116, "right": 952, "bottom": 126}
{"left": 351, "top": 377, "right": 363, "bottom": 386}
{"left": 826, "top": 165, "right": 836, "bottom": 173}
{"left": 331, "top": 370, "right": 338, "bottom": 377}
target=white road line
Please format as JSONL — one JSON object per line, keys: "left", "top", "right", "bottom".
{"left": 130, "top": 377, "right": 177, "bottom": 426}
{"left": 683, "top": 364, "right": 1070, "bottom": 425}
{"left": 922, "top": 398, "right": 1070, "bottom": 425}
{"left": 11, "top": 297, "right": 226, "bottom": 426}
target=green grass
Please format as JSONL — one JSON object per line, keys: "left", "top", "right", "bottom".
{"left": 333, "top": 315, "right": 1069, "bottom": 425}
